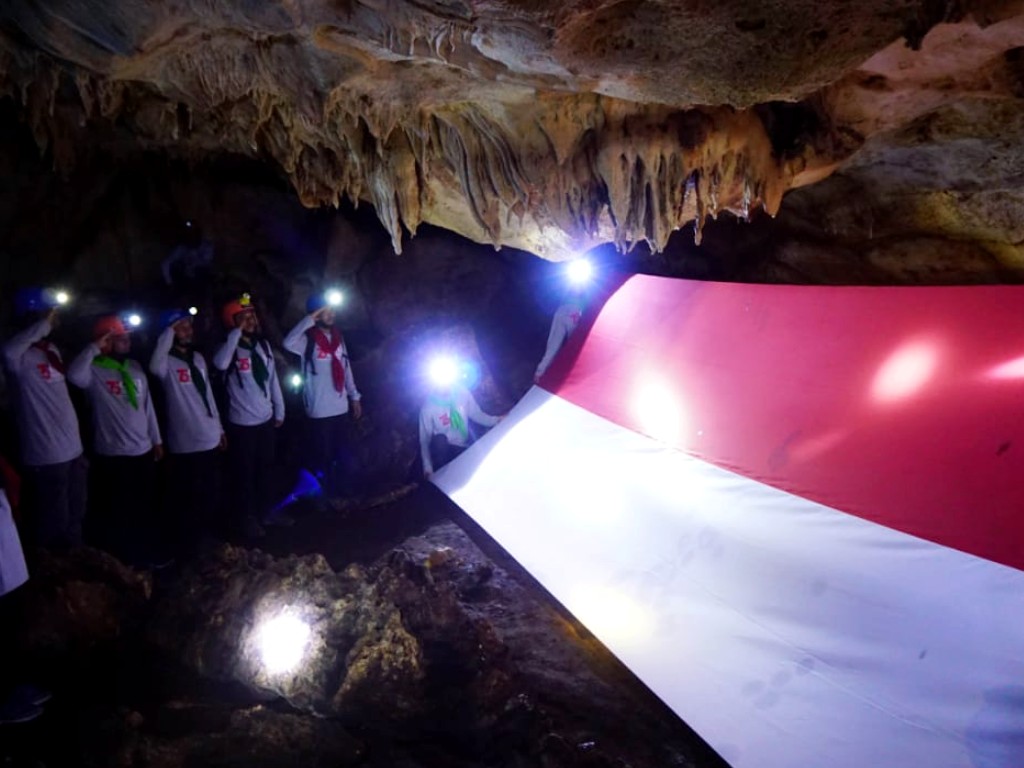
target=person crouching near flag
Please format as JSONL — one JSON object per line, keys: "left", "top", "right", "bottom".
{"left": 150, "top": 309, "right": 226, "bottom": 554}
{"left": 419, "top": 359, "right": 504, "bottom": 479}
{"left": 282, "top": 293, "right": 363, "bottom": 502}
{"left": 67, "top": 316, "right": 165, "bottom": 566}
{"left": 213, "top": 294, "right": 285, "bottom": 536}
{"left": 1, "top": 288, "right": 87, "bottom": 550}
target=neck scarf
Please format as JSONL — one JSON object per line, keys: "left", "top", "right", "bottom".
{"left": 170, "top": 347, "right": 213, "bottom": 417}
{"left": 93, "top": 355, "right": 138, "bottom": 409}
{"left": 431, "top": 390, "right": 468, "bottom": 442}
{"left": 31, "top": 341, "right": 65, "bottom": 375}
{"left": 308, "top": 326, "right": 346, "bottom": 393}
{"left": 238, "top": 336, "right": 269, "bottom": 394}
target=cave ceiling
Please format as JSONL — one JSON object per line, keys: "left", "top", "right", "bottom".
{"left": 2, "top": 0, "right": 1024, "bottom": 275}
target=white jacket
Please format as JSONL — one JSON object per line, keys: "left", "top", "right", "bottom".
{"left": 150, "top": 327, "right": 224, "bottom": 454}
{"left": 419, "top": 386, "right": 500, "bottom": 474}
{"left": 283, "top": 315, "right": 361, "bottom": 419}
{"left": 2, "top": 318, "right": 83, "bottom": 466}
{"left": 213, "top": 328, "right": 285, "bottom": 427}
{"left": 67, "top": 345, "right": 162, "bottom": 457}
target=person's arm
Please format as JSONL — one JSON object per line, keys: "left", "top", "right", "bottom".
{"left": 2, "top": 317, "right": 50, "bottom": 370}
{"left": 342, "top": 341, "right": 360, "bottom": 401}
{"left": 535, "top": 307, "right": 570, "bottom": 380}
{"left": 149, "top": 326, "right": 175, "bottom": 378}
{"left": 282, "top": 315, "right": 315, "bottom": 357}
{"left": 269, "top": 360, "right": 285, "bottom": 424}
{"left": 419, "top": 407, "right": 434, "bottom": 476}
{"left": 143, "top": 380, "right": 163, "bottom": 449}
{"left": 464, "top": 389, "right": 500, "bottom": 428}
{"left": 212, "top": 327, "right": 242, "bottom": 371}
{"left": 67, "top": 343, "right": 100, "bottom": 388}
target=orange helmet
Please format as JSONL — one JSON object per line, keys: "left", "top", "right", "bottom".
{"left": 221, "top": 293, "right": 255, "bottom": 329}
{"left": 93, "top": 315, "right": 128, "bottom": 340}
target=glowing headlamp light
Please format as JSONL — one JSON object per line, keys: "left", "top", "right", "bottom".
{"left": 428, "top": 356, "right": 461, "bottom": 388}
{"left": 188, "top": 306, "right": 198, "bottom": 316}
{"left": 53, "top": 289, "right": 71, "bottom": 306}
{"left": 289, "top": 373, "right": 303, "bottom": 389}
{"left": 566, "top": 258, "right": 594, "bottom": 286}
{"left": 325, "top": 289, "right": 343, "bottom": 308}
{"left": 126, "top": 313, "right": 143, "bottom": 328}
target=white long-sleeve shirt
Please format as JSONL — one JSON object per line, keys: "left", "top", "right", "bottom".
{"left": 149, "top": 327, "right": 223, "bottom": 454}
{"left": 67, "top": 344, "right": 162, "bottom": 457}
{"left": 2, "top": 318, "right": 83, "bottom": 466}
{"left": 0, "top": 487, "right": 29, "bottom": 596}
{"left": 212, "top": 328, "right": 285, "bottom": 427}
{"left": 282, "top": 315, "right": 361, "bottom": 419}
{"left": 419, "top": 386, "right": 500, "bottom": 474}
{"left": 535, "top": 301, "right": 583, "bottom": 379}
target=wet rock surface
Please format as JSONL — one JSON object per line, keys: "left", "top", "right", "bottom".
{"left": 3, "top": 487, "right": 719, "bottom": 768}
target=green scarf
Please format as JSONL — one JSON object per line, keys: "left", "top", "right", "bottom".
{"left": 170, "top": 347, "right": 213, "bottom": 417}
{"left": 431, "top": 391, "right": 468, "bottom": 442}
{"left": 93, "top": 355, "right": 139, "bottom": 410}
{"left": 238, "top": 337, "right": 269, "bottom": 394}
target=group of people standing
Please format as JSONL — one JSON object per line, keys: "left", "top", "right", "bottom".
{"left": 2, "top": 287, "right": 364, "bottom": 564}
{"left": 2, "top": 273, "right": 587, "bottom": 565}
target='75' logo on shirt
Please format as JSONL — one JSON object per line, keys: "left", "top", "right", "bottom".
{"left": 105, "top": 380, "right": 123, "bottom": 396}
{"left": 176, "top": 368, "right": 191, "bottom": 383}
{"left": 238, "top": 357, "right": 251, "bottom": 372}
{"left": 37, "top": 363, "right": 52, "bottom": 380}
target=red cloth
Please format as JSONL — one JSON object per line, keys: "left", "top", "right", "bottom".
{"left": 542, "top": 276, "right": 1024, "bottom": 572}
{"left": 308, "top": 327, "right": 346, "bottom": 393}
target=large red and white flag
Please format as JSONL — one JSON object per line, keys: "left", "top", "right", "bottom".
{"left": 435, "top": 275, "right": 1024, "bottom": 768}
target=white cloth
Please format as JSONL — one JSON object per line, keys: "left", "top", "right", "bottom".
{"left": 149, "top": 327, "right": 223, "bottom": 454}
{"left": 0, "top": 489, "right": 29, "bottom": 596}
{"left": 212, "top": 328, "right": 285, "bottom": 427}
{"left": 67, "top": 344, "right": 162, "bottom": 457}
{"left": 535, "top": 301, "right": 583, "bottom": 379}
{"left": 2, "top": 318, "right": 84, "bottom": 466}
{"left": 282, "top": 315, "right": 361, "bottom": 419}
{"left": 419, "top": 386, "right": 500, "bottom": 474}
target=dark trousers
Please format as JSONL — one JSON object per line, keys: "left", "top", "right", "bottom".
{"left": 168, "top": 448, "right": 222, "bottom": 553}
{"left": 88, "top": 453, "right": 158, "bottom": 565}
{"left": 0, "top": 585, "right": 28, "bottom": 691}
{"left": 226, "top": 420, "right": 275, "bottom": 526}
{"left": 429, "top": 435, "right": 466, "bottom": 474}
{"left": 304, "top": 414, "right": 351, "bottom": 497}
{"left": 21, "top": 456, "right": 88, "bottom": 550}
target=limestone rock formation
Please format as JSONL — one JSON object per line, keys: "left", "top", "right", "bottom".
{"left": 3, "top": 0, "right": 1023, "bottom": 274}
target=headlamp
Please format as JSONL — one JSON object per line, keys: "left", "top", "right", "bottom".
{"left": 566, "top": 258, "right": 594, "bottom": 286}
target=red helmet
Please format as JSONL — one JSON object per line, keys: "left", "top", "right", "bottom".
{"left": 221, "top": 293, "right": 255, "bottom": 329}
{"left": 93, "top": 315, "right": 128, "bottom": 340}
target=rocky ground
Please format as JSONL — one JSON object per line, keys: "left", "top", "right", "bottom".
{"left": 1, "top": 484, "right": 725, "bottom": 768}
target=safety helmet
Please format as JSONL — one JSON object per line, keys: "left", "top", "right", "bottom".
{"left": 159, "top": 308, "right": 192, "bottom": 330}
{"left": 221, "top": 293, "right": 254, "bottom": 329}
{"left": 93, "top": 315, "right": 129, "bottom": 340}
{"left": 14, "top": 287, "right": 60, "bottom": 315}
{"left": 306, "top": 293, "right": 327, "bottom": 314}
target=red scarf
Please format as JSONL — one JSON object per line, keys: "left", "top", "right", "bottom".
{"left": 308, "top": 327, "right": 346, "bottom": 393}
{"left": 32, "top": 341, "right": 65, "bottom": 375}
